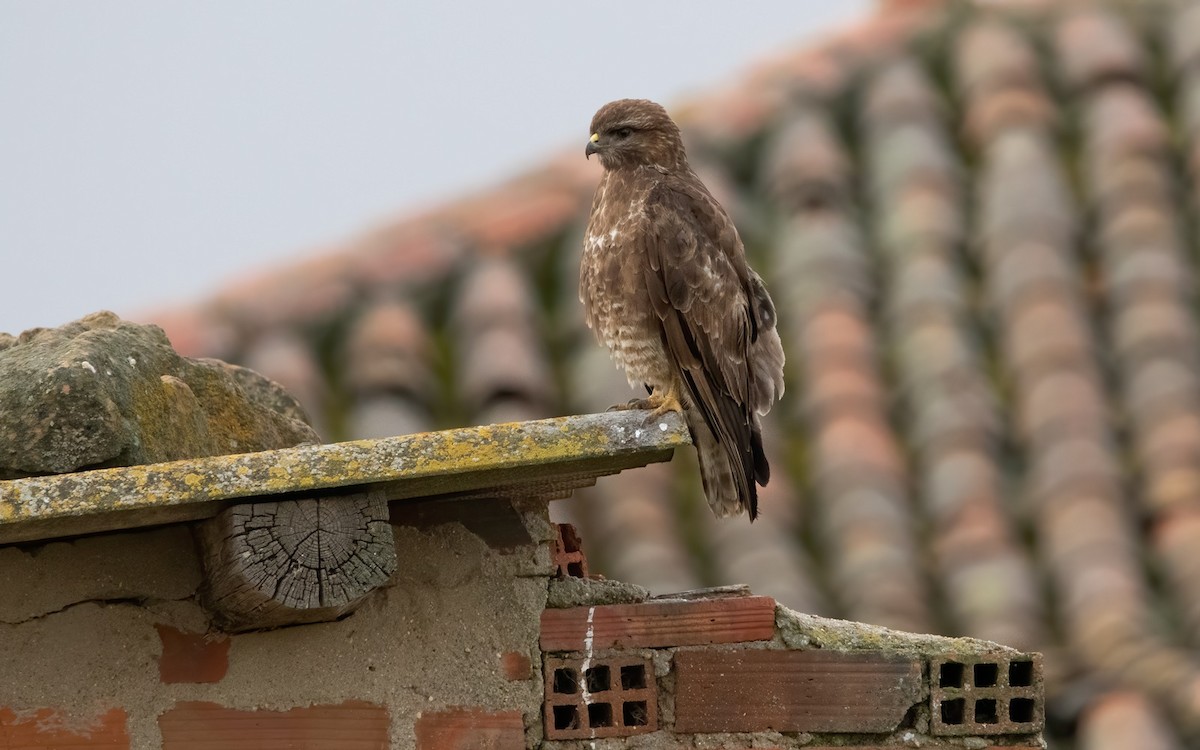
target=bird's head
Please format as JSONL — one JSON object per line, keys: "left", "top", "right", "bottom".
{"left": 586, "top": 99, "right": 686, "bottom": 171}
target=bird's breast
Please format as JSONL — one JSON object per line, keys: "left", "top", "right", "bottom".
{"left": 581, "top": 191, "right": 671, "bottom": 388}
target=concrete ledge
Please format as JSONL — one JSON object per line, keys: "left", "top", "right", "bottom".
{"left": 0, "top": 410, "right": 690, "bottom": 545}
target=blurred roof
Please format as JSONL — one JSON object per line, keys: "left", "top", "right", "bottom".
{"left": 148, "top": 0, "right": 1200, "bottom": 746}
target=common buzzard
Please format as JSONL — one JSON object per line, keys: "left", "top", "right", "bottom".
{"left": 580, "top": 98, "right": 785, "bottom": 520}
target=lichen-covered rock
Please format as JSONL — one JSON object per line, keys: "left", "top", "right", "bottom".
{"left": 0, "top": 311, "right": 319, "bottom": 478}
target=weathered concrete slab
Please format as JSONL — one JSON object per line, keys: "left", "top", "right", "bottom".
{"left": 0, "top": 411, "right": 689, "bottom": 544}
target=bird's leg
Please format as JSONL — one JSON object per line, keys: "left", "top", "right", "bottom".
{"left": 643, "top": 383, "right": 684, "bottom": 420}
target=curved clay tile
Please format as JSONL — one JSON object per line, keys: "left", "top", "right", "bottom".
{"left": 451, "top": 257, "right": 555, "bottom": 421}
{"left": 240, "top": 330, "right": 329, "bottom": 439}
{"left": 955, "top": 18, "right": 1044, "bottom": 97}
{"left": 699, "top": 427, "right": 829, "bottom": 616}
{"left": 765, "top": 105, "right": 932, "bottom": 634}
{"left": 342, "top": 298, "right": 434, "bottom": 439}
{"left": 860, "top": 57, "right": 946, "bottom": 129}
{"left": 1168, "top": 2, "right": 1200, "bottom": 75}
{"left": 1055, "top": 7, "right": 1146, "bottom": 92}
{"left": 1079, "top": 691, "right": 1183, "bottom": 750}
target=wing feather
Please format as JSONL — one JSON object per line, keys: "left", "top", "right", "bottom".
{"left": 639, "top": 177, "right": 764, "bottom": 515}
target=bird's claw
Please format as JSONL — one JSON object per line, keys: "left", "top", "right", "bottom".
{"left": 606, "top": 398, "right": 651, "bottom": 412}
{"left": 607, "top": 392, "right": 683, "bottom": 420}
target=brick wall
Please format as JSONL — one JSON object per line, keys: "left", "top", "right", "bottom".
{"left": 0, "top": 522, "right": 1044, "bottom": 749}
{"left": 537, "top": 583, "right": 1044, "bottom": 748}
{"left": 0, "top": 521, "right": 553, "bottom": 749}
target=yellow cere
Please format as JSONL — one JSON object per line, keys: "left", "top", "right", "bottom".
{"left": 590, "top": 133, "right": 600, "bottom": 143}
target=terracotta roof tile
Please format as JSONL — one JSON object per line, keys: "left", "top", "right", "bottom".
{"left": 814, "top": 413, "right": 907, "bottom": 480}
{"left": 145, "top": 2, "right": 1200, "bottom": 744}
{"left": 955, "top": 19, "right": 1044, "bottom": 97}
{"left": 763, "top": 109, "right": 854, "bottom": 212}
{"left": 445, "top": 176, "right": 585, "bottom": 252}
{"left": 964, "top": 85, "right": 1059, "bottom": 147}
{"left": 1103, "top": 242, "right": 1191, "bottom": 306}
{"left": 907, "top": 381, "right": 999, "bottom": 453}
{"left": 452, "top": 259, "right": 554, "bottom": 419}
{"left": 796, "top": 301, "right": 876, "bottom": 365}
{"left": 978, "top": 130, "right": 1077, "bottom": 249}
{"left": 1175, "top": 69, "right": 1200, "bottom": 142}
{"left": 345, "top": 396, "right": 430, "bottom": 441}
{"left": 1018, "top": 369, "right": 1109, "bottom": 442}
{"left": 1056, "top": 8, "right": 1146, "bottom": 92}
{"left": 1169, "top": 2, "right": 1200, "bottom": 74}
{"left": 344, "top": 298, "right": 433, "bottom": 397}
{"left": 1084, "top": 85, "right": 1170, "bottom": 160}
{"left": 987, "top": 240, "right": 1078, "bottom": 312}
{"left": 346, "top": 223, "right": 465, "bottom": 293}
{"left": 575, "top": 464, "right": 699, "bottom": 595}
{"left": 775, "top": 218, "right": 873, "bottom": 313}
{"left": 1029, "top": 443, "right": 1123, "bottom": 515}
{"left": 866, "top": 62, "right": 1046, "bottom": 650}
{"left": 1139, "top": 412, "right": 1200, "bottom": 478}
{"left": 1091, "top": 158, "right": 1176, "bottom": 217}
{"left": 861, "top": 57, "right": 946, "bottom": 128}
{"left": 453, "top": 257, "right": 540, "bottom": 333}
{"left": 802, "top": 360, "right": 887, "bottom": 423}
{"left": 700, "top": 441, "right": 829, "bottom": 615}
{"left": 151, "top": 307, "right": 241, "bottom": 360}
{"left": 1001, "top": 297, "right": 1094, "bottom": 374}
{"left": 213, "top": 253, "right": 359, "bottom": 331}
{"left": 1123, "top": 358, "right": 1200, "bottom": 422}
{"left": 895, "top": 317, "right": 978, "bottom": 386}
{"left": 877, "top": 182, "right": 964, "bottom": 254}
{"left": 886, "top": 250, "right": 967, "bottom": 322}
{"left": 1154, "top": 510, "right": 1200, "bottom": 634}
{"left": 239, "top": 331, "right": 329, "bottom": 438}
{"left": 1113, "top": 297, "right": 1199, "bottom": 360}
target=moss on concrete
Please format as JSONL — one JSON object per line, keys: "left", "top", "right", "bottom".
{"left": 0, "top": 410, "right": 689, "bottom": 544}
{"left": 775, "top": 604, "right": 1025, "bottom": 658}
{"left": 546, "top": 576, "right": 650, "bottom": 608}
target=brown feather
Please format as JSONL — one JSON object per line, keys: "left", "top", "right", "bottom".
{"left": 579, "top": 99, "right": 785, "bottom": 520}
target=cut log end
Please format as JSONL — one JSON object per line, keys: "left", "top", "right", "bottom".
{"left": 198, "top": 490, "right": 397, "bottom": 631}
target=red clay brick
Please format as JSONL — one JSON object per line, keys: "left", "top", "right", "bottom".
{"left": 414, "top": 707, "right": 524, "bottom": 750}
{"left": 543, "top": 654, "right": 657, "bottom": 740}
{"left": 159, "top": 701, "right": 387, "bottom": 749}
{"left": 539, "top": 596, "right": 775, "bottom": 652}
{"left": 156, "top": 625, "right": 229, "bottom": 684}
{"left": 500, "top": 651, "right": 532, "bottom": 681}
{"left": 551, "top": 523, "right": 589, "bottom": 578}
{"left": 0, "top": 707, "right": 129, "bottom": 748}
{"left": 673, "top": 649, "right": 921, "bottom": 733}
{"left": 929, "top": 653, "right": 1044, "bottom": 736}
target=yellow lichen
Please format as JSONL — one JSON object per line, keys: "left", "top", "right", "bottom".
{"left": 0, "top": 411, "right": 689, "bottom": 544}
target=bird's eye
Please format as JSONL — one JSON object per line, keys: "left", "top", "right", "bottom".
{"left": 613, "top": 127, "right": 633, "bottom": 139}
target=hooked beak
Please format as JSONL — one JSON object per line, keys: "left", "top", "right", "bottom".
{"left": 585, "top": 132, "right": 600, "bottom": 159}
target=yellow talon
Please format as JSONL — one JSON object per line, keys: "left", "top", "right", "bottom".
{"left": 645, "top": 387, "right": 684, "bottom": 420}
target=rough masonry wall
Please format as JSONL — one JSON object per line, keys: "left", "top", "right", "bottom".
{"left": 0, "top": 511, "right": 553, "bottom": 749}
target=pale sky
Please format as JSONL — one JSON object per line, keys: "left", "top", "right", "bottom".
{"left": 0, "top": 2, "right": 871, "bottom": 334}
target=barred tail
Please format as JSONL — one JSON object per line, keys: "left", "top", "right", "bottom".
{"left": 688, "top": 406, "right": 767, "bottom": 520}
